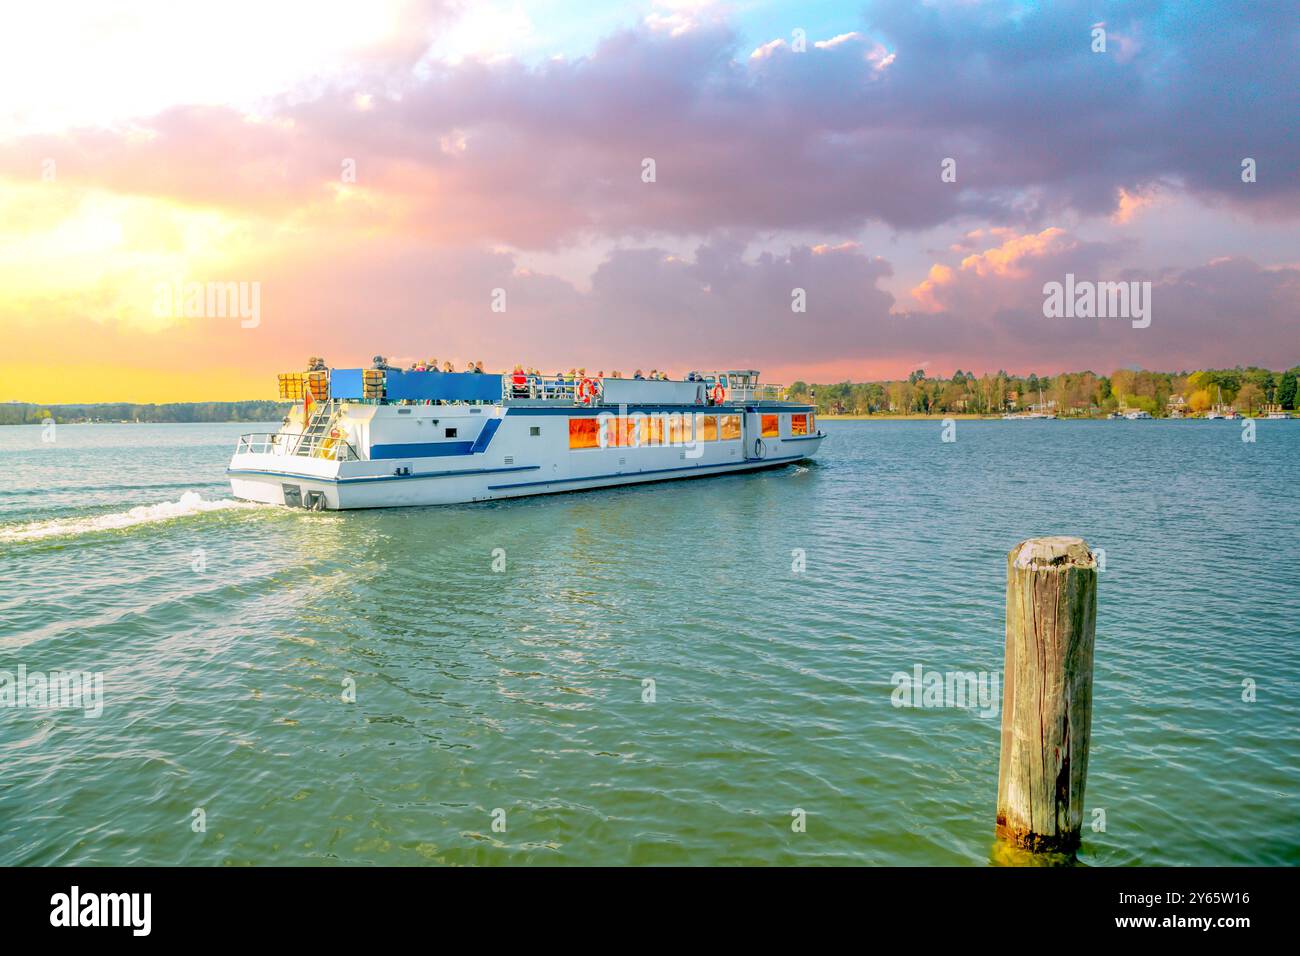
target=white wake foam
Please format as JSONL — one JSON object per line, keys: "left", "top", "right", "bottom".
{"left": 0, "top": 492, "right": 259, "bottom": 543}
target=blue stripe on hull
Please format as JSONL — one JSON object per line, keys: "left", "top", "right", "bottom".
{"left": 227, "top": 464, "right": 539, "bottom": 484}
{"left": 371, "top": 440, "right": 474, "bottom": 459}
{"left": 503, "top": 405, "right": 812, "bottom": 416}
{"left": 487, "top": 453, "right": 806, "bottom": 490}
{"left": 470, "top": 417, "right": 502, "bottom": 452}
{"left": 367, "top": 415, "right": 503, "bottom": 459}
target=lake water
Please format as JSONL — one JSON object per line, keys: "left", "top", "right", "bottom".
{"left": 1, "top": 419, "right": 1296, "bottom": 865}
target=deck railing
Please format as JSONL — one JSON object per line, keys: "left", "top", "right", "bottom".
{"left": 500, "top": 376, "right": 789, "bottom": 405}
{"left": 236, "top": 432, "right": 360, "bottom": 461}
{"left": 724, "top": 383, "right": 786, "bottom": 402}
{"left": 502, "top": 376, "right": 584, "bottom": 403}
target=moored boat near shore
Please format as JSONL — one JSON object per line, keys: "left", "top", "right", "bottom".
{"left": 228, "top": 367, "right": 824, "bottom": 509}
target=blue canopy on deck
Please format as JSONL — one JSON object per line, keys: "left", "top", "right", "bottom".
{"left": 329, "top": 369, "right": 502, "bottom": 402}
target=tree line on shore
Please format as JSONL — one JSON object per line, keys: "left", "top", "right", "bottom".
{"left": 5, "top": 365, "right": 1298, "bottom": 422}
{"left": 788, "top": 366, "right": 1300, "bottom": 417}
{"left": 0, "top": 401, "right": 291, "bottom": 425}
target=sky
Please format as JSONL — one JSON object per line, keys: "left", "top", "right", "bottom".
{"left": 1, "top": 0, "right": 1297, "bottom": 403}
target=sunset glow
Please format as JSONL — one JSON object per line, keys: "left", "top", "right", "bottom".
{"left": 2, "top": 0, "right": 1297, "bottom": 402}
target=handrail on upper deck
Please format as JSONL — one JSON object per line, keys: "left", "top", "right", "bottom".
{"left": 502, "top": 375, "right": 585, "bottom": 403}
{"left": 500, "top": 374, "right": 787, "bottom": 405}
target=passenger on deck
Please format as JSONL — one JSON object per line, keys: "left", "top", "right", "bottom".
{"left": 633, "top": 369, "right": 645, "bottom": 380}
{"left": 511, "top": 365, "right": 528, "bottom": 397}
{"left": 474, "top": 360, "right": 485, "bottom": 374}
{"left": 443, "top": 361, "right": 455, "bottom": 373}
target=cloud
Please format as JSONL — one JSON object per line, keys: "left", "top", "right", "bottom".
{"left": 5, "top": 218, "right": 1297, "bottom": 401}
{"left": 2, "top": 0, "right": 1297, "bottom": 398}
{"left": 3, "top": 1, "right": 1293, "bottom": 249}
{"left": 904, "top": 226, "right": 1300, "bottom": 373}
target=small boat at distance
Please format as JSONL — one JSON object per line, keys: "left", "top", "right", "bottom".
{"left": 1003, "top": 388, "right": 1056, "bottom": 419}
{"left": 228, "top": 367, "right": 824, "bottom": 510}
{"left": 1207, "top": 387, "right": 1238, "bottom": 420}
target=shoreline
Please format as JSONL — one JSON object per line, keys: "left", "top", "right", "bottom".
{"left": 5, "top": 413, "right": 1291, "bottom": 425}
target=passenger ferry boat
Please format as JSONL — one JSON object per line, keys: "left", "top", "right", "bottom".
{"left": 228, "top": 367, "right": 824, "bottom": 509}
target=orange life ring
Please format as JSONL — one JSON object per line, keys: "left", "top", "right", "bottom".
{"left": 711, "top": 383, "right": 726, "bottom": 404}
{"left": 329, "top": 427, "right": 341, "bottom": 439}
{"left": 578, "top": 377, "right": 598, "bottom": 404}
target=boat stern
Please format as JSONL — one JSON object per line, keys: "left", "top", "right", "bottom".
{"left": 228, "top": 435, "right": 346, "bottom": 510}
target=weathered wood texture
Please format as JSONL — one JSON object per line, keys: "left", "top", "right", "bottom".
{"left": 996, "top": 536, "right": 1097, "bottom": 852}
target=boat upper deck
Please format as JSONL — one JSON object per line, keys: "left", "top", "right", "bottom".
{"left": 286, "top": 366, "right": 796, "bottom": 408}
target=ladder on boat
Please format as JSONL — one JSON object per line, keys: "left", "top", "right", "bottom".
{"left": 294, "top": 404, "right": 335, "bottom": 456}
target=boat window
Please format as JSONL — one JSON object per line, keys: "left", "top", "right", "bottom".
{"left": 645, "top": 415, "right": 666, "bottom": 446}
{"left": 603, "top": 418, "right": 634, "bottom": 447}
{"left": 761, "top": 414, "right": 779, "bottom": 437}
{"left": 720, "top": 414, "right": 741, "bottom": 440}
{"left": 702, "top": 416, "right": 718, "bottom": 441}
{"left": 791, "top": 413, "right": 808, "bottom": 436}
{"left": 530, "top": 426, "right": 541, "bottom": 437}
{"left": 668, "top": 414, "right": 692, "bottom": 445}
{"left": 445, "top": 427, "right": 457, "bottom": 438}
{"left": 569, "top": 418, "right": 600, "bottom": 449}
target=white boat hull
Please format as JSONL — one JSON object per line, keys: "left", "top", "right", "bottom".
{"left": 229, "top": 403, "right": 823, "bottom": 509}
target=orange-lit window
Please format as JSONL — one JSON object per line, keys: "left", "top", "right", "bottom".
{"left": 701, "top": 416, "right": 718, "bottom": 441}
{"left": 569, "top": 418, "right": 600, "bottom": 449}
{"left": 668, "top": 414, "right": 692, "bottom": 445}
{"left": 720, "top": 414, "right": 741, "bottom": 440}
{"left": 646, "top": 415, "right": 666, "bottom": 446}
{"left": 761, "top": 414, "right": 779, "bottom": 437}
{"left": 809, "top": 413, "right": 816, "bottom": 433}
{"left": 791, "top": 413, "right": 808, "bottom": 436}
{"left": 604, "top": 416, "right": 635, "bottom": 447}
{"left": 631, "top": 415, "right": 653, "bottom": 447}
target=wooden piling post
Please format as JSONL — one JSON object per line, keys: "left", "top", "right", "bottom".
{"left": 996, "top": 536, "right": 1097, "bottom": 853}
